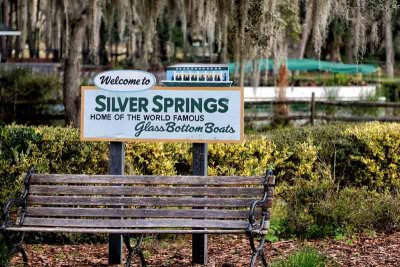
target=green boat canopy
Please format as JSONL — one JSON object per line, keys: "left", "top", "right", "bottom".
{"left": 228, "top": 59, "right": 378, "bottom": 74}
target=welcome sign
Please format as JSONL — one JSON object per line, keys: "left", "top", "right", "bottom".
{"left": 81, "top": 71, "right": 243, "bottom": 143}
{"left": 93, "top": 70, "right": 156, "bottom": 91}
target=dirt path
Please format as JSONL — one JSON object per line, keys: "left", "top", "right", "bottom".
{"left": 11, "top": 232, "right": 400, "bottom": 266}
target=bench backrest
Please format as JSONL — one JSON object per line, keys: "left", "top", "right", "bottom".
{"left": 21, "top": 173, "right": 274, "bottom": 233}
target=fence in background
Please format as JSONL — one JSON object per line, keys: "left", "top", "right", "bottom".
{"left": 245, "top": 93, "right": 400, "bottom": 125}
{"left": 2, "top": 93, "right": 400, "bottom": 125}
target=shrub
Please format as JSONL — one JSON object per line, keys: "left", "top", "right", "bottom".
{"left": 208, "top": 137, "right": 279, "bottom": 176}
{"left": 0, "top": 69, "right": 62, "bottom": 124}
{"left": 125, "top": 137, "right": 280, "bottom": 176}
{"left": 279, "top": 177, "right": 400, "bottom": 238}
{"left": 379, "top": 80, "right": 400, "bottom": 102}
{"left": 271, "top": 122, "right": 400, "bottom": 191}
{"left": 125, "top": 142, "right": 192, "bottom": 175}
{"left": 0, "top": 125, "right": 108, "bottom": 205}
{"left": 0, "top": 69, "right": 61, "bottom": 101}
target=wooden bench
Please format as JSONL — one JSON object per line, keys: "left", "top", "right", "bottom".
{"left": 1, "top": 168, "right": 275, "bottom": 267}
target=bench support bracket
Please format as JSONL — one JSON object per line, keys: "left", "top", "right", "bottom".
{"left": 123, "top": 234, "right": 147, "bottom": 267}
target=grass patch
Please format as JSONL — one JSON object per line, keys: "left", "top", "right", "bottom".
{"left": 270, "top": 247, "right": 331, "bottom": 267}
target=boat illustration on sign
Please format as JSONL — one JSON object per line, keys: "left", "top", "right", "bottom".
{"left": 162, "top": 64, "right": 233, "bottom": 87}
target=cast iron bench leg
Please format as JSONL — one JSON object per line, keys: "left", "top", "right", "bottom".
{"left": 9, "top": 244, "right": 28, "bottom": 267}
{"left": 1, "top": 231, "right": 28, "bottom": 267}
{"left": 248, "top": 232, "right": 268, "bottom": 267}
{"left": 123, "top": 234, "right": 147, "bottom": 267}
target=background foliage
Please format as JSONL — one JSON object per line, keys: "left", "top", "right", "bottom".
{"left": 0, "top": 69, "right": 61, "bottom": 103}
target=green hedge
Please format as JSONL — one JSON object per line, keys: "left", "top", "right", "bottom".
{"left": 0, "top": 125, "right": 281, "bottom": 204}
{"left": 272, "top": 122, "right": 400, "bottom": 191}
{"left": 276, "top": 179, "right": 400, "bottom": 238}
{"left": 0, "top": 125, "right": 108, "bottom": 203}
{"left": 0, "top": 69, "right": 61, "bottom": 102}
{"left": 0, "top": 123, "right": 399, "bottom": 242}
{"left": 1, "top": 122, "right": 400, "bottom": 199}
{"left": 378, "top": 80, "right": 400, "bottom": 101}
{"left": 0, "top": 69, "right": 62, "bottom": 125}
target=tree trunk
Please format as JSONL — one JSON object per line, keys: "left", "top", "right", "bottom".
{"left": 384, "top": 2, "right": 394, "bottom": 78}
{"left": 51, "top": 1, "right": 61, "bottom": 62}
{"left": 298, "top": 0, "right": 314, "bottom": 59}
{"left": 6, "top": 0, "right": 14, "bottom": 58}
{"left": 99, "top": 18, "right": 109, "bottom": 65}
{"left": 44, "top": 0, "right": 53, "bottom": 59}
{"left": 252, "top": 60, "right": 260, "bottom": 96}
{"left": 14, "top": 0, "right": 20, "bottom": 58}
{"left": 16, "top": 0, "right": 28, "bottom": 58}
{"left": 233, "top": 36, "right": 240, "bottom": 84}
{"left": 221, "top": 13, "right": 228, "bottom": 63}
{"left": 34, "top": 0, "right": 41, "bottom": 58}
{"left": 238, "top": 0, "right": 249, "bottom": 87}
{"left": 239, "top": 53, "right": 245, "bottom": 87}
{"left": 1, "top": 0, "right": 10, "bottom": 61}
{"left": 27, "top": 0, "right": 38, "bottom": 58}
{"left": 63, "top": 14, "right": 90, "bottom": 127}
{"left": 346, "top": 24, "right": 354, "bottom": 63}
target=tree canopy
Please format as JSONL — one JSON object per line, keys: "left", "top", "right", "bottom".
{"left": 0, "top": 0, "right": 399, "bottom": 125}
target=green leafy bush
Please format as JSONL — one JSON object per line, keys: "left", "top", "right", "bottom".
{"left": 272, "top": 122, "right": 400, "bottom": 191}
{"left": 0, "top": 69, "right": 62, "bottom": 124}
{"left": 125, "top": 137, "right": 279, "bottom": 176}
{"left": 4, "top": 122, "right": 400, "bottom": 194}
{"left": 0, "top": 125, "right": 108, "bottom": 205}
{"left": 0, "top": 69, "right": 61, "bottom": 101}
{"left": 125, "top": 142, "right": 192, "bottom": 175}
{"left": 279, "top": 178, "right": 400, "bottom": 238}
{"left": 379, "top": 80, "right": 400, "bottom": 102}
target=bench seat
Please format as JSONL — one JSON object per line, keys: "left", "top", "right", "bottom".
{"left": 1, "top": 169, "right": 275, "bottom": 267}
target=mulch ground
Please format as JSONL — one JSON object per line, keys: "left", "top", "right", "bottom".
{"left": 11, "top": 231, "right": 400, "bottom": 266}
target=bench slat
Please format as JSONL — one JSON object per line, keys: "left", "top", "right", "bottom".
{"left": 28, "top": 196, "right": 255, "bottom": 207}
{"left": 31, "top": 174, "right": 263, "bottom": 185}
{"left": 30, "top": 185, "right": 262, "bottom": 197}
{"left": 6, "top": 227, "right": 246, "bottom": 234}
{"left": 27, "top": 207, "right": 251, "bottom": 219}
{"left": 22, "top": 218, "right": 248, "bottom": 229}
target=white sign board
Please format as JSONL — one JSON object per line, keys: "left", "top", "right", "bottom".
{"left": 81, "top": 86, "right": 243, "bottom": 143}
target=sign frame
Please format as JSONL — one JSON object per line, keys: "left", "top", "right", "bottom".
{"left": 80, "top": 85, "right": 244, "bottom": 143}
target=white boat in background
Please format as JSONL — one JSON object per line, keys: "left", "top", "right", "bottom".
{"left": 162, "top": 63, "right": 233, "bottom": 87}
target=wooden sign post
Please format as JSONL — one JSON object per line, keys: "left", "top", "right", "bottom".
{"left": 192, "top": 143, "right": 208, "bottom": 264}
{"left": 108, "top": 141, "right": 125, "bottom": 264}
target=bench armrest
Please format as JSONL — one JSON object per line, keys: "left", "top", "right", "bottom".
{"left": 1, "top": 198, "right": 26, "bottom": 229}
{"left": 1, "top": 168, "right": 34, "bottom": 230}
{"left": 247, "top": 170, "right": 275, "bottom": 234}
{"left": 248, "top": 200, "right": 268, "bottom": 234}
